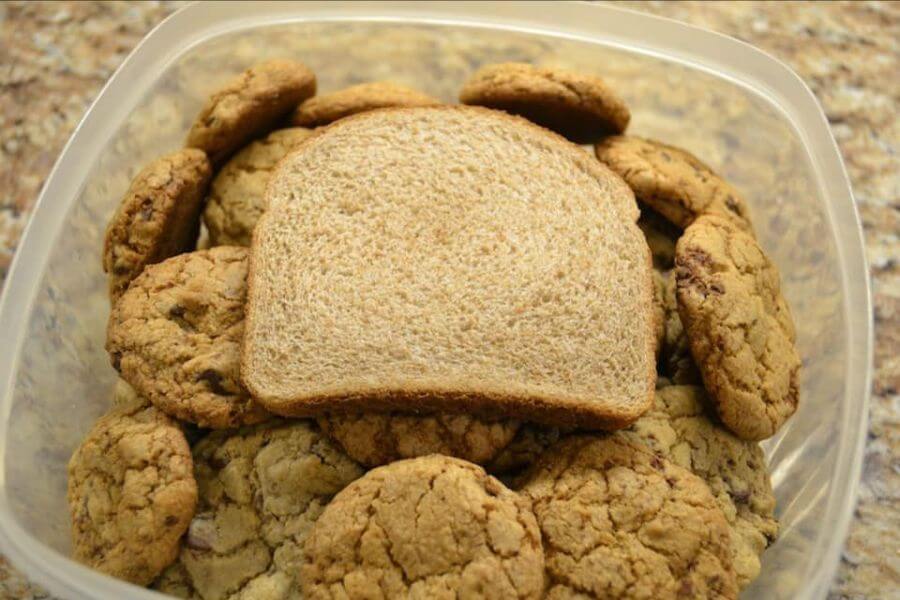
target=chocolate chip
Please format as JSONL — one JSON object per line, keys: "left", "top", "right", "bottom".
{"left": 110, "top": 351, "right": 122, "bottom": 371}
{"left": 197, "top": 369, "right": 229, "bottom": 395}
{"left": 730, "top": 489, "right": 751, "bottom": 504}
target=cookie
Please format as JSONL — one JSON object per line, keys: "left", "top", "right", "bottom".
{"left": 67, "top": 402, "right": 197, "bottom": 585}
{"left": 291, "top": 81, "right": 440, "bottom": 127}
{"left": 638, "top": 205, "right": 680, "bottom": 270}
{"left": 106, "top": 246, "right": 269, "bottom": 429}
{"left": 111, "top": 378, "right": 145, "bottom": 409}
{"left": 660, "top": 272, "right": 701, "bottom": 385}
{"left": 186, "top": 59, "right": 316, "bottom": 165}
{"left": 675, "top": 215, "right": 800, "bottom": 440}
{"left": 521, "top": 435, "right": 738, "bottom": 599}
{"left": 316, "top": 411, "right": 520, "bottom": 467}
{"left": 203, "top": 127, "right": 313, "bottom": 247}
{"left": 300, "top": 455, "right": 545, "bottom": 599}
{"left": 103, "top": 149, "right": 212, "bottom": 302}
{"left": 486, "top": 424, "right": 563, "bottom": 477}
{"left": 459, "top": 62, "right": 629, "bottom": 143}
{"left": 626, "top": 386, "right": 778, "bottom": 588}
{"left": 154, "top": 420, "right": 363, "bottom": 600}
{"left": 595, "top": 136, "right": 753, "bottom": 231}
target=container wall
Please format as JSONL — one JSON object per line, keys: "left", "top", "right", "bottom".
{"left": 5, "top": 23, "right": 847, "bottom": 599}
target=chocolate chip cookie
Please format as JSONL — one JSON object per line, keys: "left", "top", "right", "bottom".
{"left": 521, "top": 434, "right": 738, "bottom": 599}
{"left": 301, "top": 455, "right": 545, "bottom": 599}
{"left": 459, "top": 62, "right": 630, "bottom": 143}
{"left": 106, "top": 246, "right": 269, "bottom": 429}
{"left": 154, "top": 420, "right": 363, "bottom": 600}
{"left": 626, "top": 386, "right": 778, "bottom": 588}
{"left": 67, "top": 402, "right": 197, "bottom": 585}
{"left": 203, "top": 127, "right": 313, "bottom": 247}
{"left": 103, "top": 149, "right": 212, "bottom": 302}
{"left": 316, "top": 411, "right": 520, "bottom": 467}
{"left": 186, "top": 59, "right": 316, "bottom": 165}
{"left": 291, "top": 81, "right": 440, "bottom": 127}
{"left": 675, "top": 215, "right": 800, "bottom": 440}
{"left": 595, "top": 136, "right": 753, "bottom": 231}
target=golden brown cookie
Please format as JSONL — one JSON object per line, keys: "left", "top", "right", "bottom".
{"left": 67, "top": 402, "right": 197, "bottom": 585}
{"left": 316, "top": 411, "right": 520, "bottom": 467}
{"left": 106, "top": 246, "right": 269, "bottom": 429}
{"left": 203, "top": 127, "right": 313, "bottom": 246}
{"left": 660, "top": 271, "right": 701, "bottom": 385}
{"left": 103, "top": 149, "right": 212, "bottom": 302}
{"left": 595, "top": 136, "right": 753, "bottom": 231}
{"left": 291, "top": 81, "right": 440, "bottom": 127}
{"left": 459, "top": 62, "right": 630, "bottom": 143}
{"left": 300, "top": 455, "right": 545, "bottom": 599}
{"left": 521, "top": 435, "right": 738, "bottom": 599}
{"left": 154, "top": 420, "right": 363, "bottom": 599}
{"left": 186, "top": 59, "right": 316, "bottom": 165}
{"left": 675, "top": 215, "right": 800, "bottom": 440}
{"left": 626, "top": 386, "right": 778, "bottom": 588}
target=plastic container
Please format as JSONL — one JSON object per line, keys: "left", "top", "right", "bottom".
{"left": 0, "top": 2, "right": 871, "bottom": 598}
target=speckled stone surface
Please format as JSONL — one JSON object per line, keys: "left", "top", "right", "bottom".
{"left": 0, "top": 1, "right": 896, "bottom": 599}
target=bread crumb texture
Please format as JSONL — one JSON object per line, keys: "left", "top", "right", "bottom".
{"left": 300, "top": 455, "right": 545, "bottom": 599}
{"left": 245, "top": 106, "right": 654, "bottom": 429}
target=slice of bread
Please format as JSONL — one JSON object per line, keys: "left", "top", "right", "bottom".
{"left": 243, "top": 106, "right": 655, "bottom": 429}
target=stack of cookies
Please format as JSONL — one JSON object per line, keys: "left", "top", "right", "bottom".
{"left": 67, "top": 58, "right": 800, "bottom": 599}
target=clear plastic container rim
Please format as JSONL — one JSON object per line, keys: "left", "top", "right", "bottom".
{"left": 0, "top": 2, "right": 872, "bottom": 599}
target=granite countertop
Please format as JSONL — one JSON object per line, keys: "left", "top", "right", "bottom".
{"left": 0, "top": 1, "right": 896, "bottom": 598}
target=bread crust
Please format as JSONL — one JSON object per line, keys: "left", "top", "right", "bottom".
{"left": 243, "top": 105, "right": 656, "bottom": 431}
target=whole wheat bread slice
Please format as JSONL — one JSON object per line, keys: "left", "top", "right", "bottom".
{"left": 243, "top": 106, "right": 655, "bottom": 429}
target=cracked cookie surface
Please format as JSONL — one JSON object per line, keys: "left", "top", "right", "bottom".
{"left": 154, "top": 420, "right": 363, "bottom": 600}
{"left": 186, "top": 59, "right": 316, "bottom": 165}
{"left": 291, "top": 81, "right": 440, "bottom": 127}
{"left": 675, "top": 215, "right": 800, "bottom": 440}
{"left": 103, "top": 148, "right": 212, "bottom": 302}
{"left": 106, "top": 246, "right": 269, "bottom": 429}
{"left": 459, "top": 62, "right": 629, "bottom": 143}
{"left": 316, "top": 411, "right": 520, "bottom": 467}
{"left": 300, "top": 455, "right": 545, "bottom": 599}
{"left": 625, "top": 386, "right": 778, "bottom": 588}
{"left": 595, "top": 136, "right": 752, "bottom": 231}
{"left": 203, "top": 127, "right": 313, "bottom": 247}
{"left": 521, "top": 434, "right": 737, "bottom": 600}
{"left": 67, "top": 402, "right": 197, "bottom": 585}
